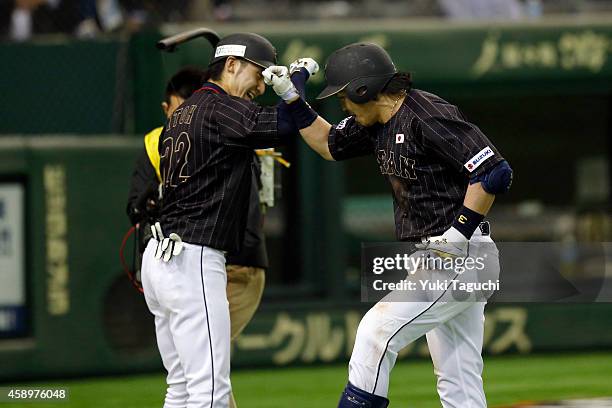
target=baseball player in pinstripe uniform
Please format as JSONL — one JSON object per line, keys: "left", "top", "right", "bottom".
{"left": 126, "top": 66, "right": 272, "bottom": 408}
{"left": 140, "top": 32, "right": 318, "bottom": 408}
{"left": 263, "top": 43, "right": 512, "bottom": 407}
{"left": 127, "top": 67, "right": 205, "bottom": 242}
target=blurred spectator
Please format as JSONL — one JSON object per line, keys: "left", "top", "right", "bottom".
{"left": 92, "top": 0, "right": 195, "bottom": 34}
{"left": 75, "top": 0, "right": 152, "bottom": 38}
{"left": 143, "top": 0, "right": 193, "bottom": 23}
{"left": 74, "top": 0, "right": 100, "bottom": 37}
{"left": 0, "top": 0, "right": 195, "bottom": 41}
{"left": 438, "top": 0, "right": 525, "bottom": 20}
{"left": 95, "top": 0, "right": 123, "bottom": 32}
{"left": 1, "top": 0, "right": 81, "bottom": 41}
{"left": 213, "top": 0, "right": 232, "bottom": 21}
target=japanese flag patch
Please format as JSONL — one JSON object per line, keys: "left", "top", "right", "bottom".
{"left": 465, "top": 146, "right": 494, "bottom": 172}
{"left": 395, "top": 133, "right": 405, "bottom": 144}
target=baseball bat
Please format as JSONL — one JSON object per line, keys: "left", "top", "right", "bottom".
{"left": 156, "top": 28, "right": 221, "bottom": 52}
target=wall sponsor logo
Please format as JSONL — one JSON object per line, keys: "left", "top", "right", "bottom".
{"left": 234, "top": 307, "right": 531, "bottom": 366}
{"left": 472, "top": 30, "right": 612, "bottom": 77}
{"left": 44, "top": 165, "right": 70, "bottom": 316}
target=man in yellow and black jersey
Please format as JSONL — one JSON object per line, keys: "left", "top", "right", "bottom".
{"left": 126, "top": 66, "right": 267, "bottom": 408}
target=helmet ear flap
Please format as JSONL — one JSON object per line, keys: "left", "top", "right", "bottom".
{"left": 355, "top": 86, "right": 368, "bottom": 97}
{"left": 345, "top": 74, "right": 395, "bottom": 104}
{"left": 346, "top": 78, "right": 374, "bottom": 104}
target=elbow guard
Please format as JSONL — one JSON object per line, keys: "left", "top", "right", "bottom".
{"left": 471, "top": 160, "right": 513, "bottom": 194}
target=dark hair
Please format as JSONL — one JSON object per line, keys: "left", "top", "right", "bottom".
{"left": 165, "top": 66, "right": 206, "bottom": 103}
{"left": 202, "top": 56, "right": 252, "bottom": 83}
{"left": 381, "top": 72, "right": 413, "bottom": 95}
{"left": 203, "top": 59, "right": 227, "bottom": 82}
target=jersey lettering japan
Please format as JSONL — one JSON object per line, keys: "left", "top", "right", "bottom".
{"left": 377, "top": 150, "right": 417, "bottom": 180}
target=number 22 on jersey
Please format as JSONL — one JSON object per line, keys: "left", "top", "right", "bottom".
{"left": 161, "top": 132, "right": 191, "bottom": 187}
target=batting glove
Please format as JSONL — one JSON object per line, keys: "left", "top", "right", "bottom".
{"left": 151, "top": 221, "right": 183, "bottom": 262}
{"left": 417, "top": 226, "right": 469, "bottom": 260}
{"left": 262, "top": 66, "right": 300, "bottom": 101}
{"left": 289, "top": 58, "right": 319, "bottom": 76}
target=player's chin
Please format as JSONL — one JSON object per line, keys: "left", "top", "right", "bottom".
{"left": 355, "top": 115, "right": 374, "bottom": 127}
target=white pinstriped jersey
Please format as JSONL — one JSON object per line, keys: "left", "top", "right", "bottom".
{"left": 328, "top": 89, "right": 504, "bottom": 240}
{"left": 159, "top": 84, "right": 282, "bottom": 252}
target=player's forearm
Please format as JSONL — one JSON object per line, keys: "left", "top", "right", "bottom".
{"left": 463, "top": 182, "right": 495, "bottom": 216}
{"left": 299, "top": 116, "right": 334, "bottom": 161}
{"left": 444, "top": 182, "right": 495, "bottom": 241}
{"left": 264, "top": 63, "right": 335, "bottom": 160}
{"left": 447, "top": 168, "right": 509, "bottom": 240}
{"left": 282, "top": 96, "right": 334, "bottom": 160}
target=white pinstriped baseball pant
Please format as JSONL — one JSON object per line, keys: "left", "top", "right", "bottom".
{"left": 142, "top": 240, "right": 231, "bottom": 408}
{"left": 349, "top": 230, "right": 500, "bottom": 408}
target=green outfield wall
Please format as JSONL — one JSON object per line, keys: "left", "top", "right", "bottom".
{"left": 0, "top": 137, "right": 610, "bottom": 380}
{"left": 0, "top": 17, "right": 611, "bottom": 379}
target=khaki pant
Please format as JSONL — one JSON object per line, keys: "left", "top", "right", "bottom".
{"left": 226, "top": 265, "right": 265, "bottom": 408}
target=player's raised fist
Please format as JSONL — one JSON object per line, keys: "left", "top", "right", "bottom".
{"left": 289, "top": 58, "right": 319, "bottom": 76}
{"left": 262, "top": 66, "right": 288, "bottom": 84}
{"left": 262, "top": 66, "right": 299, "bottom": 102}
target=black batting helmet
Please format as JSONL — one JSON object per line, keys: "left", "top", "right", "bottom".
{"left": 209, "top": 32, "right": 277, "bottom": 69}
{"left": 317, "top": 43, "right": 397, "bottom": 104}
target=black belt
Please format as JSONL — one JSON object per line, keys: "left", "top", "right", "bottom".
{"left": 418, "top": 221, "right": 490, "bottom": 243}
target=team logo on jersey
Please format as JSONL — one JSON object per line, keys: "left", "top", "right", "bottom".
{"left": 464, "top": 146, "right": 494, "bottom": 173}
{"left": 395, "top": 133, "right": 405, "bottom": 144}
{"left": 336, "top": 116, "right": 352, "bottom": 130}
{"left": 377, "top": 149, "right": 417, "bottom": 180}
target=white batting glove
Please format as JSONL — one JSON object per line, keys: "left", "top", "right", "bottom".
{"left": 151, "top": 221, "right": 183, "bottom": 262}
{"left": 417, "top": 226, "right": 469, "bottom": 259}
{"left": 289, "top": 58, "right": 319, "bottom": 76}
{"left": 262, "top": 65, "right": 299, "bottom": 101}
